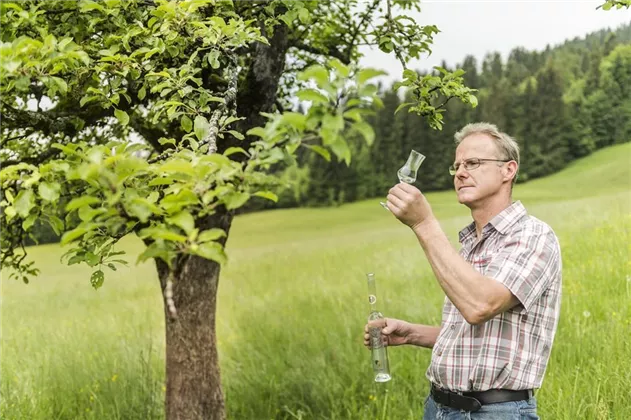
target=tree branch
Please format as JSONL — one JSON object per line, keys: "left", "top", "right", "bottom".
{"left": 129, "top": 112, "right": 168, "bottom": 153}
{"left": 1, "top": 103, "right": 84, "bottom": 137}
{"left": 348, "top": 0, "right": 381, "bottom": 61}
{"left": 2, "top": 148, "right": 60, "bottom": 168}
{"left": 291, "top": 42, "right": 351, "bottom": 65}
{"left": 0, "top": 131, "right": 34, "bottom": 148}
{"left": 385, "top": 0, "right": 407, "bottom": 70}
{"left": 206, "top": 60, "right": 239, "bottom": 155}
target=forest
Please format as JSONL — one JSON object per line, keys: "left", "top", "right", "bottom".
{"left": 262, "top": 23, "right": 631, "bottom": 209}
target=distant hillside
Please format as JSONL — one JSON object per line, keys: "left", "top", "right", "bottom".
{"left": 259, "top": 23, "right": 631, "bottom": 210}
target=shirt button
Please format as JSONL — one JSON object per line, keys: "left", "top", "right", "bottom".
{"left": 437, "top": 351, "right": 442, "bottom": 356}
{"left": 451, "top": 324, "right": 455, "bottom": 330}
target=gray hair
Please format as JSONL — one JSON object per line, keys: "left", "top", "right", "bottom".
{"left": 454, "top": 122, "right": 520, "bottom": 184}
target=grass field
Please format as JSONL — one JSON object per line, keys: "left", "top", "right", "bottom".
{"left": 1, "top": 143, "right": 630, "bottom": 420}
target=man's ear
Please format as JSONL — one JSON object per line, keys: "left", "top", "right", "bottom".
{"left": 504, "top": 161, "right": 518, "bottom": 183}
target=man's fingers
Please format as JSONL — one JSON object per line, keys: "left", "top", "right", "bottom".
{"left": 388, "top": 184, "right": 409, "bottom": 200}
{"left": 387, "top": 193, "right": 405, "bottom": 211}
{"left": 398, "top": 182, "right": 419, "bottom": 193}
{"left": 367, "top": 319, "right": 386, "bottom": 328}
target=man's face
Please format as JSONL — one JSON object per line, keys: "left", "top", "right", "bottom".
{"left": 453, "top": 134, "right": 508, "bottom": 208}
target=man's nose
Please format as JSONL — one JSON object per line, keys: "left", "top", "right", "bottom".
{"left": 456, "top": 163, "right": 468, "bottom": 177}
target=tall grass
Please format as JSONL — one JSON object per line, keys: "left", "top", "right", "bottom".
{"left": 2, "top": 143, "right": 630, "bottom": 419}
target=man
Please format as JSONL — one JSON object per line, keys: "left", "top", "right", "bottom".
{"left": 364, "top": 122, "right": 562, "bottom": 419}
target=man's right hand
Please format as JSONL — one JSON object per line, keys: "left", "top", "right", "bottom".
{"left": 363, "top": 317, "right": 412, "bottom": 348}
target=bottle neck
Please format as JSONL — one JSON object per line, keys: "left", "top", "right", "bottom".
{"left": 367, "top": 273, "right": 379, "bottom": 312}
{"left": 369, "top": 301, "right": 379, "bottom": 313}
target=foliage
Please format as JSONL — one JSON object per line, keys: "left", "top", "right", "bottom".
{"left": 598, "top": 0, "right": 631, "bottom": 10}
{"left": 0, "top": 0, "right": 477, "bottom": 286}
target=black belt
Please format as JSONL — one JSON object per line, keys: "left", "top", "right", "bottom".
{"left": 430, "top": 383, "right": 532, "bottom": 412}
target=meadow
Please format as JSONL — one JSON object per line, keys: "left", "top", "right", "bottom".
{"left": 1, "top": 143, "right": 630, "bottom": 420}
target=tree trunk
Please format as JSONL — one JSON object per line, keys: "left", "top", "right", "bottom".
{"left": 154, "top": 14, "right": 290, "bottom": 420}
{"left": 156, "top": 211, "right": 234, "bottom": 420}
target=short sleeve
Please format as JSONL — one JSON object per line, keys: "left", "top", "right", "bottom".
{"left": 485, "top": 228, "right": 560, "bottom": 313}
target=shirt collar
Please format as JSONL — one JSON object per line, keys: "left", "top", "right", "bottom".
{"left": 458, "top": 200, "right": 527, "bottom": 243}
{"left": 489, "top": 200, "right": 527, "bottom": 235}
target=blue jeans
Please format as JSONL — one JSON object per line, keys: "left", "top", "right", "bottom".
{"left": 423, "top": 394, "right": 540, "bottom": 420}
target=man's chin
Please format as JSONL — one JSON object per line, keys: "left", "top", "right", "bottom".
{"left": 457, "top": 191, "right": 476, "bottom": 207}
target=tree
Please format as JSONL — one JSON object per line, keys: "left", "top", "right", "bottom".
{"left": 0, "top": 1, "right": 477, "bottom": 419}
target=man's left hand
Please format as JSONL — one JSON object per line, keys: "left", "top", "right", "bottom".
{"left": 387, "top": 183, "right": 435, "bottom": 229}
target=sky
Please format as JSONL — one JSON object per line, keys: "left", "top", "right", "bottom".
{"left": 358, "top": 1, "right": 631, "bottom": 85}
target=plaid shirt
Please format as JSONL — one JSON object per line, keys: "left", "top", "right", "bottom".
{"left": 426, "top": 200, "right": 562, "bottom": 392}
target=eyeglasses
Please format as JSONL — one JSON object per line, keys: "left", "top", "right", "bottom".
{"left": 449, "top": 158, "right": 511, "bottom": 176}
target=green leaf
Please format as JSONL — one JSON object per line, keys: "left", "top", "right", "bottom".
{"left": 52, "top": 77, "right": 68, "bottom": 94}
{"left": 304, "top": 144, "right": 331, "bottom": 161}
{"left": 158, "top": 159, "right": 195, "bottom": 175}
{"left": 22, "top": 213, "right": 37, "bottom": 231}
{"left": 197, "top": 228, "right": 226, "bottom": 243}
{"left": 181, "top": 115, "right": 193, "bottom": 133}
{"left": 296, "top": 89, "right": 328, "bottom": 104}
{"left": 223, "top": 147, "right": 248, "bottom": 157}
{"left": 38, "top": 182, "right": 60, "bottom": 202}
{"left": 84, "top": 252, "right": 100, "bottom": 266}
{"left": 80, "top": 0, "right": 106, "bottom": 12}
{"left": 48, "top": 215, "right": 64, "bottom": 235}
{"left": 207, "top": 50, "right": 220, "bottom": 69}
{"left": 68, "top": 254, "right": 86, "bottom": 265}
{"left": 192, "top": 241, "right": 227, "bottom": 265}
{"left": 78, "top": 206, "right": 105, "bottom": 222}
{"left": 61, "top": 226, "right": 88, "bottom": 245}
{"left": 298, "top": 65, "right": 329, "bottom": 87}
{"left": 246, "top": 127, "right": 266, "bottom": 138}
{"left": 5, "top": 190, "right": 15, "bottom": 203}
{"left": 139, "top": 227, "right": 188, "bottom": 242}
{"left": 90, "top": 270, "right": 105, "bottom": 289}
{"left": 14, "top": 190, "right": 35, "bottom": 218}
{"left": 138, "top": 86, "right": 147, "bottom": 100}
{"left": 330, "top": 138, "right": 351, "bottom": 165}
{"left": 66, "top": 196, "right": 101, "bottom": 211}
{"left": 282, "top": 112, "right": 307, "bottom": 131}
{"left": 227, "top": 130, "right": 244, "bottom": 140}
{"left": 137, "top": 242, "right": 175, "bottom": 267}
{"left": 222, "top": 191, "right": 250, "bottom": 210}
{"left": 322, "top": 114, "right": 344, "bottom": 133}
{"left": 329, "top": 58, "right": 350, "bottom": 78}
{"left": 394, "top": 102, "right": 413, "bottom": 114}
{"left": 402, "top": 69, "right": 419, "bottom": 82}
{"left": 194, "top": 115, "right": 210, "bottom": 141}
{"left": 253, "top": 191, "right": 278, "bottom": 202}
{"left": 80, "top": 96, "right": 99, "bottom": 108}
{"left": 160, "top": 189, "right": 199, "bottom": 214}
{"left": 115, "top": 109, "right": 129, "bottom": 126}
{"left": 298, "top": 7, "right": 310, "bottom": 24}
{"left": 4, "top": 206, "right": 16, "bottom": 221}
{"left": 352, "top": 121, "right": 375, "bottom": 146}
{"left": 166, "top": 211, "right": 195, "bottom": 234}
{"left": 126, "top": 199, "right": 156, "bottom": 223}
{"left": 3, "top": 60, "right": 20, "bottom": 73}
{"left": 357, "top": 69, "right": 388, "bottom": 85}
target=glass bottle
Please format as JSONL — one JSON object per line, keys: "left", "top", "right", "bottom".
{"left": 366, "top": 272, "right": 391, "bottom": 382}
